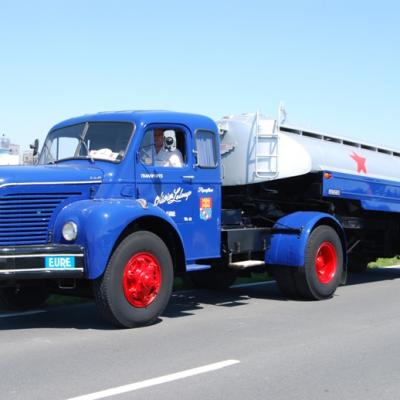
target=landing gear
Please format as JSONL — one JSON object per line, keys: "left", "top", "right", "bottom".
{"left": 347, "top": 253, "right": 368, "bottom": 273}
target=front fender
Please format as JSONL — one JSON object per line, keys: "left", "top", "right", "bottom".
{"left": 53, "top": 199, "right": 183, "bottom": 279}
{"left": 265, "top": 211, "right": 346, "bottom": 268}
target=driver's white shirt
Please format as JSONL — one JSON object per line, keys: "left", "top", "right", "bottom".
{"left": 156, "top": 149, "right": 183, "bottom": 168}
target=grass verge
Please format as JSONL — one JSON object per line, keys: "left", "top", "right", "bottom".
{"left": 368, "top": 256, "right": 400, "bottom": 269}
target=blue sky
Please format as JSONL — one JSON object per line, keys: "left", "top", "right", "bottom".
{"left": 1, "top": 0, "right": 399, "bottom": 151}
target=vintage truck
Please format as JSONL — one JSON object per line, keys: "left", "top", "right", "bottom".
{"left": 0, "top": 110, "right": 399, "bottom": 327}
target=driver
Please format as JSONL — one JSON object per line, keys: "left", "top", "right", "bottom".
{"left": 154, "top": 129, "right": 183, "bottom": 168}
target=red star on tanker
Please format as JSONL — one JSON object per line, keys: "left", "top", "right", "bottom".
{"left": 350, "top": 152, "right": 367, "bottom": 174}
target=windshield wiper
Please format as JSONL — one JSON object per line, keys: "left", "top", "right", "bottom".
{"left": 79, "top": 122, "right": 94, "bottom": 163}
{"left": 78, "top": 137, "right": 94, "bottom": 163}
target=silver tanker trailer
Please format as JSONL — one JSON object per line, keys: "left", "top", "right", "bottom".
{"left": 196, "top": 111, "right": 400, "bottom": 300}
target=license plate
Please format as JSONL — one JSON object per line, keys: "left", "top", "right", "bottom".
{"left": 45, "top": 256, "right": 75, "bottom": 269}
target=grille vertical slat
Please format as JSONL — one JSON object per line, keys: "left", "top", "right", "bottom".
{"left": 0, "top": 192, "right": 82, "bottom": 245}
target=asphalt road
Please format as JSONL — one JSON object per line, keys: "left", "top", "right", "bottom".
{"left": 1, "top": 268, "right": 400, "bottom": 400}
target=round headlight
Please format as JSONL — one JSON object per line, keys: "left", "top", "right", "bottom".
{"left": 62, "top": 221, "right": 78, "bottom": 241}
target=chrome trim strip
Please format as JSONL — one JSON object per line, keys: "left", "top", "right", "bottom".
{"left": 0, "top": 268, "right": 84, "bottom": 273}
{"left": 0, "top": 180, "right": 102, "bottom": 189}
{"left": 0, "top": 253, "right": 84, "bottom": 259}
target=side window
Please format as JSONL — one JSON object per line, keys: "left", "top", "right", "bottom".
{"left": 195, "top": 130, "right": 218, "bottom": 168}
{"left": 139, "top": 128, "right": 186, "bottom": 168}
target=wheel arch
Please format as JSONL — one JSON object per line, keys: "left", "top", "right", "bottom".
{"left": 265, "top": 211, "right": 347, "bottom": 276}
{"left": 53, "top": 199, "right": 186, "bottom": 280}
{"left": 111, "top": 216, "right": 186, "bottom": 277}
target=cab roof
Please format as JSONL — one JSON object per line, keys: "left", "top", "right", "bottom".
{"left": 50, "top": 110, "right": 217, "bottom": 133}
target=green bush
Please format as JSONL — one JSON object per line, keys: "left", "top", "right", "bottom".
{"left": 368, "top": 256, "right": 400, "bottom": 269}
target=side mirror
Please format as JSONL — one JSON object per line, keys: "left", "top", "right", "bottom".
{"left": 30, "top": 139, "right": 39, "bottom": 157}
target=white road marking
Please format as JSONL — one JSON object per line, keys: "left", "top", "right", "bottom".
{"left": 231, "top": 281, "right": 274, "bottom": 289}
{"left": 66, "top": 359, "right": 240, "bottom": 400}
{"left": 0, "top": 310, "right": 46, "bottom": 318}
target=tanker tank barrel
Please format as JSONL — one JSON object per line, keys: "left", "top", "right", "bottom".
{"left": 219, "top": 112, "right": 400, "bottom": 187}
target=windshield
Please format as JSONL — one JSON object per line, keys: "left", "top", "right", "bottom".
{"left": 38, "top": 122, "right": 134, "bottom": 164}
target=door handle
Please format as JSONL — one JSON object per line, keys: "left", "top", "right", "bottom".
{"left": 182, "top": 175, "right": 194, "bottom": 181}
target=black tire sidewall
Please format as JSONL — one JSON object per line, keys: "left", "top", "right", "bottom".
{"left": 304, "top": 226, "right": 343, "bottom": 299}
{"left": 273, "top": 266, "right": 299, "bottom": 299}
{"left": 104, "top": 231, "right": 173, "bottom": 327}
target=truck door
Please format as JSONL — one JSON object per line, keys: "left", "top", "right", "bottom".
{"left": 135, "top": 125, "right": 220, "bottom": 262}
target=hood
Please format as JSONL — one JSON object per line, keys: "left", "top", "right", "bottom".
{"left": 0, "top": 164, "right": 104, "bottom": 187}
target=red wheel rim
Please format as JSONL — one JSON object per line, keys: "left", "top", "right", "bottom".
{"left": 122, "top": 252, "right": 162, "bottom": 308}
{"left": 315, "top": 241, "right": 337, "bottom": 284}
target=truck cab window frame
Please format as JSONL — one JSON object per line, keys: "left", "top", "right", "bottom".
{"left": 138, "top": 127, "right": 187, "bottom": 168}
{"left": 39, "top": 122, "right": 134, "bottom": 164}
{"left": 195, "top": 129, "right": 218, "bottom": 168}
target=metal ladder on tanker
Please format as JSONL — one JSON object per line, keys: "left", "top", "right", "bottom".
{"left": 254, "top": 111, "right": 279, "bottom": 180}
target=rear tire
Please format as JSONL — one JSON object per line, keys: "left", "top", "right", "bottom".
{"left": 93, "top": 231, "right": 173, "bottom": 328}
{"left": 0, "top": 284, "right": 49, "bottom": 310}
{"left": 295, "top": 225, "right": 343, "bottom": 300}
{"left": 272, "top": 266, "right": 300, "bottom": 299}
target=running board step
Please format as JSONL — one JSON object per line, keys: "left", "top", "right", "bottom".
{"left": 229, "top": 260, "right": 265, "bottom": 270}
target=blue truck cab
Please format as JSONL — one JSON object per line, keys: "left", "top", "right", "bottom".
{"left": 0, "top": 111, "right": 223, "bottom": 327}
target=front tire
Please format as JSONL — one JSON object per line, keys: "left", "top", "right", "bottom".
{"left": 93, "top": 231, "right": 173, "bottom": 328}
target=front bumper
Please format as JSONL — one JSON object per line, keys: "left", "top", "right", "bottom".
{"left": 0, "top": 245, "right": 85, "bottom": 280}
